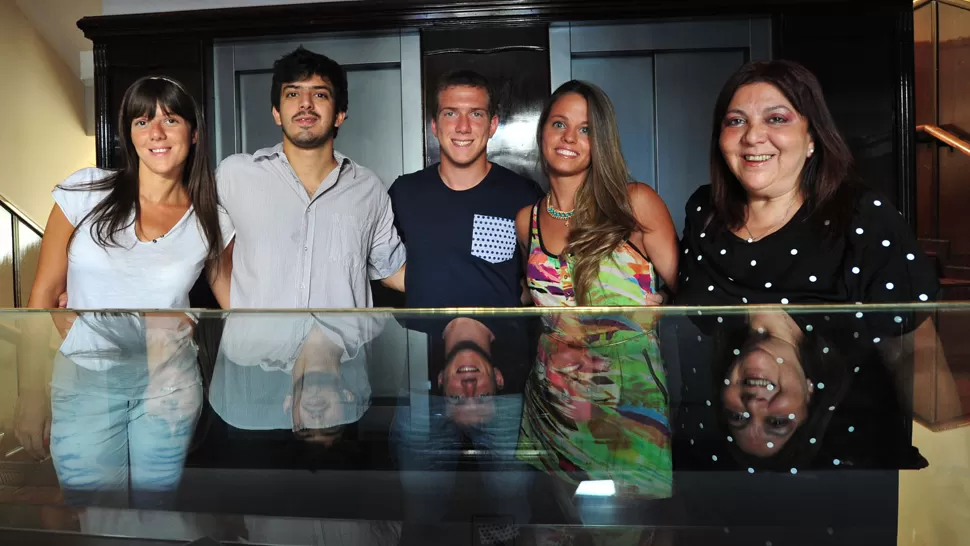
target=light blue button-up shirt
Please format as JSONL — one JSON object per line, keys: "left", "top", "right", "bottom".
{"left": 216, "top": 143, "right": 406, "bottom": 309}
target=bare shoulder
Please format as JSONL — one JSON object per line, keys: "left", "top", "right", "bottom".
{"left": 627, "top": 181, "right": 663, "bottom": 207}
{"left": 626, "top": 183, "right": 672, "bottom": 228}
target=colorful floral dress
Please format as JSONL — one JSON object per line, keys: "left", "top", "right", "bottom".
{"left": 518, "top": 201, "right": 672, "bottom": 500}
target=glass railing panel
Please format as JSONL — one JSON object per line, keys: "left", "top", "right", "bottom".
{"left": 0, "top": 305, "right": 966, "bottom": 545}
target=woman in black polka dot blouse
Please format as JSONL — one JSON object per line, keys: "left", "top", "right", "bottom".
{"left": 676, "top": 60, "right": 939, "bottom": 314}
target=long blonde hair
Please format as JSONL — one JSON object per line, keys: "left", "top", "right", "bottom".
{"left": 537, "top": 81, "right": 639, "bottom": 305}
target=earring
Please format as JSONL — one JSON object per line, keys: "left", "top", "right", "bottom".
{"left": 808, "top": 148, "right": 815, "bottom": 157}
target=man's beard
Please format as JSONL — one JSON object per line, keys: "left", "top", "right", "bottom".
{"left": 283, "top": 119, "right": 336, "bottom": 149}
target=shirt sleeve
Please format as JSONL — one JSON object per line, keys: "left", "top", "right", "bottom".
{"left": 845, "top": 192, "right": 939, "bottom": 304}
{"left": 368, "top": 189, "right": 407, "bottom": 280}
{"left": 217, "top": 205, "right": 236, "bottom": 249}
{"left": 214, "top": 159, "right": 237, "bottom": 249}
{"left": 845, "top": 192, "right": 939, "bottom": 336}
{"left": 51, "top": 168, "right": 112, "bottom": 227}
{"left": 387, "top": 176, "right": 405, "bottom": 244}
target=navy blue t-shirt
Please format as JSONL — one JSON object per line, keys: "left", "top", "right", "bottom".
{"left": 389, "top": 163, "right": 543, "bottom": 308}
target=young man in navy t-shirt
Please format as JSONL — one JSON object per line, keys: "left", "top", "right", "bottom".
{"left": 389, "top": 70, "right": 543, "bottom": 309}
{"left": 389, "top": 71, "right": 540, "bottom": 535}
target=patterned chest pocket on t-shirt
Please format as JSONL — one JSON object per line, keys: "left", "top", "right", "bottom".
{"left": 471, "top": 214, "right": 517, "bottom": 264}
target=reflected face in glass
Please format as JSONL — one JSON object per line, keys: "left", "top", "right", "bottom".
{"left": 541, "top": 92, "right": 591, "bottom": 178}
{"left": 273, "top": 75, "right": 346, "bottom": 149}
{"left": 719, "top": 82, "right": 814, "bottom": 198}
{"left": 440, "top": 348, "right": 504, "bottom": 425}
{"left": 432, "top": 85, "right": 498, "bottom": 169}
{"left": 721, "top": 325, "right": 813, "bottom": 456}
{"left": 439, "top": 348, "right": 503, "bottom": 397}
{"left": 291, "top": 372, "right": 353, "bottom": 435}
{"left": 130, "top": 103, "right": 196, "bottom": 180}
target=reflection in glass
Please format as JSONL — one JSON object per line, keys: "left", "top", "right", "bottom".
{"left": 16, "top": 220, "right": 42, "bottom": 307}
{"left": 210, "top": 313, "right": 381, "bottom": 440}
{"left": 0, "top": 207, "right": 14, "bottom": 308}
{"left": 48, "top": 312, "right": 202, "bottom": 509}
{"left": 678, "top": 310, "right": 926, "bottom": 473}
{"left": 392, "top": 316, "right": 534, "bottom": 544}
{"left": 519, "top": 311, "right": 672, "bottom": 545}
{"left": 0, "top": 306, "right": 966, "bottom": 545}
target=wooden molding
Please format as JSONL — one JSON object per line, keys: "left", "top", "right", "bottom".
{"left": 77, "top": 0, "right": 907, "bottom": 40}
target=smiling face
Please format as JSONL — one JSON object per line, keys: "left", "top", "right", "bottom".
{"left": 721, "top": 313, "right": 813, "bottom": 457}
{"left": 541, "top": 92, "right": 591, "bottom": 178}
{"left": 432, "top": 85, "right": 498, "bottom": 169}
{"left": 273, "top": 74, "right": 346, "bottom": 149}
{"left": 130, "top": 102, "right": 196, "bottom": 181}
{"left": 719, "top": 82, "right": 815, "bottom": 199}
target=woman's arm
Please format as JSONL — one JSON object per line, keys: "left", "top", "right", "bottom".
{"left": 26, "top": 205, "right": 73, "bottom": 309}
{"left": 16, "top": 205, "right": 75, "bottom": 459}
{"left": 628, "top": 183, "right": 680, "bottom": 293}
{"left": 207, "top": 239, "right": 234, "bottom": 308}
{"left": 515, "top": 205, "right": 533, "bottom": 304}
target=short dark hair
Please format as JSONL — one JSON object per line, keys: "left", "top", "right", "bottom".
{"left": 433, "top": 70, "right": 496, "bottom": 118}
{"left": 709, "top": 60, "right": 855, "bottom": 233}
{"left": 271, "top": 46, "right": 349, "bottom": 115}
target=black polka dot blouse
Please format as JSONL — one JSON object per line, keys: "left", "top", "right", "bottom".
{"left": 676, "top": 184, "right": 939, "bottom": 325}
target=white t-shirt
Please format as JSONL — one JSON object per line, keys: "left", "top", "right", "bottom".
{"left": 53, "top": 167, "right": 234, "bottom": 310}
{"left": 50, "top": 168, "right": 233, "bottom": 391}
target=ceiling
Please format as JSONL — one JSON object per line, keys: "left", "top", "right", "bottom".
{"left": 15, "top": 0, "right": 102, "bottom": 78}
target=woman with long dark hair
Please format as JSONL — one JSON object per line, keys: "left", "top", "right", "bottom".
{"left": 17, "top": 75, "right": 233, "bottom": 507}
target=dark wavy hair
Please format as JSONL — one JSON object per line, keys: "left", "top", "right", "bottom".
{"left": 709, "top": 60, "right": 856, "bottom": 235}
{"left": 271, "top": 46, "right": 349, "bottom": 138}
{"left": 64, "top": 76, "right": 223, "bottom": 266}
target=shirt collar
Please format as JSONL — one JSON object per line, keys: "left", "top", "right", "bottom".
{"left": 254, "top": 143, "right": 357, "bottom": 179}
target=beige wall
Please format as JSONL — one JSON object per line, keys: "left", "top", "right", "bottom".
{"left": 899, "top": 422, "right": 970, "bottom": 546}
{"left": 0, "top": 0, "right": 96, "bottom": 228}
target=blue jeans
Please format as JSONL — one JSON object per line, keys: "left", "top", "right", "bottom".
{"left": 49, "top": 384, "right": 202, "bottom": 509}
{"left": 391, "top": 394, "right": 533, "bottom": 527}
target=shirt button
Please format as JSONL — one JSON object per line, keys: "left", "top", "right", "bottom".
{"left": 300, "top": 285, "right": 305, "bottom": 289}
{"left": 304, "top": 246, "right": 308, "bottom": 251}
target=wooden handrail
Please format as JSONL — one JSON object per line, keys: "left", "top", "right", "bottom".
{"left": 915, "top": 0, "right": 970, "bottom": 10}
{"left": 917, "top": 124, "right": 970, "bottom": 157}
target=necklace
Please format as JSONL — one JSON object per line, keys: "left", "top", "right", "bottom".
{"left": 546, "top": 194, "right": 575, "bottom": 227}
{"left": 742, "top": 195, "right": 798, "bottom": 243}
